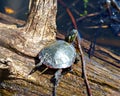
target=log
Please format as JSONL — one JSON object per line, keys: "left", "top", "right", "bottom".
{"left": 0, "top": 28, "right": 120, "bottom": 95}
{"left": 0, "top": 12, "right": 26, "bottom": 26}
{"left": 0, "top": 0, "right": 120, "bottom": 96}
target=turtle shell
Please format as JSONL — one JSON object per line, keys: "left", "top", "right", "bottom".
{"left": 38, "top": 40, "right": 76, "bottom": 69}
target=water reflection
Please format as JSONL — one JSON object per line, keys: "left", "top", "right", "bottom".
{"left": 0, "top": 0, "right": 29, "bottom": 21}
{"left": 0, "top": 0, "right": 119, "bottom": 54}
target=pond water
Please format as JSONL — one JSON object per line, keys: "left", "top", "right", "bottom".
{"left": 0, "top": 0, "right": 120, "bottom": 95}
{"left": 57, "top": 0, "right": 120, "bottom": 55}
{"left": 0, "top": 0, "right": 29, "bottom": 21}
{"left": 0, "top": 0, "right": 120, "bottom": 54}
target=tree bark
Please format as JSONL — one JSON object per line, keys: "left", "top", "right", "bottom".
{"left": 0, "top": 0, "right": 120, "bottom": 96}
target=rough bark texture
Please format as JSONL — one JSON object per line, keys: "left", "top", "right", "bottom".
{"left": 25, "top": 0, "right": 56, "bottom": 41}
{"left": 0, "top": 0, "right": 120, "bottom": 96}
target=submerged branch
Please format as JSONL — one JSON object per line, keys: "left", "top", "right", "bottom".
{"left": 0, "top": 12, "right": 26, "bottom": 26}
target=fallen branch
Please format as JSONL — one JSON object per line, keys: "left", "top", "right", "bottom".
{"left": 0, "top": 12, "right": 26, "bottom": 26}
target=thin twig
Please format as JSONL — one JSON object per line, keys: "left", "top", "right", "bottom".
{"left": 57, "top": 0, "right": 80, "bottom": 21}
{"left": 66, "top": 8, "right": 78, "bottom": 29}
{"left": 58, "top": 0, "right": 92, "bottom": 96}
{"left": 77, "top": 36, "right": 92, "bottom": 96}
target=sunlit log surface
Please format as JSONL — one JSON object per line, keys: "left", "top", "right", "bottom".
{"left": 0, "top": 29, "right": 120, "bottom": 95}
{"left": 0, "top": 0, "right": 120, "bottom": 96}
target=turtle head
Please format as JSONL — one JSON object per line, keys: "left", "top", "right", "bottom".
{"left": 65, "top": 29, "right": 78, "bottom": 43}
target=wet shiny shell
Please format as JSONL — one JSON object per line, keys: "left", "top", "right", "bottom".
{"left": 38, "top": 40, "right": 76, "bottom": 69}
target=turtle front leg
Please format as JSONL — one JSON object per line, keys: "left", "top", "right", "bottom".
{"left": 28, "top": 55, "right": 47, "bottom": 75}
{"left": 28, "top": 58, "right": 44, "bottom": 75}
{"left": 52, "top": 69, "right": 63, "bottom": 96}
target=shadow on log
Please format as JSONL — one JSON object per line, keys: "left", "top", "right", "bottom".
{"left": 0, "top": 0, "right": 120, "bottom": 96}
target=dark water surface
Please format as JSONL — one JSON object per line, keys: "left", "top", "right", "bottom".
{"left": 0, "top": 0, "right": 120, "bottom": 54}
{"left": 0, "top": 0, "right": 29, "bottom": 21}
{"left": 57, "top": 0, "right": 120, "bottom": 55}
{"left": 0, "top": 0, "right": 120, "bottom": 95}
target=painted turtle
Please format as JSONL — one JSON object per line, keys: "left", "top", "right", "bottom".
{"left": 29, "top": 29, "right": 79, "bottom": 96}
